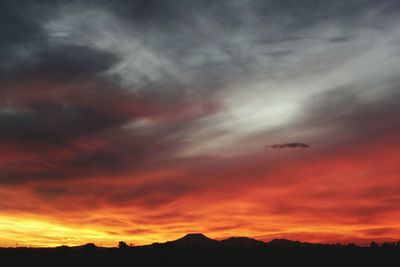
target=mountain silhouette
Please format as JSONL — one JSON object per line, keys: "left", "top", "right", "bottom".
{"left": 167, "top": 233, "right": 220, "bottom": 247}
{"left": 163, "top": 234, "right": 321, "bottom": 248}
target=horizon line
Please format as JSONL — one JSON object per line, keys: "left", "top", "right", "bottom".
{"left": 3, "top": 233, "right": 400, "bottom": 249}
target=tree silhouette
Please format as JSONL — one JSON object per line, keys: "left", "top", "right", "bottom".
{"left": 118, "top": 241, "right": 128, "bottom": 249}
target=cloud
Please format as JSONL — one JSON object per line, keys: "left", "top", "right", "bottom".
{"left": 16, "top": 45, "right": 119, "bottom": 81}
{"left": 266, "top": 143, "right": 310, "bottom": 149}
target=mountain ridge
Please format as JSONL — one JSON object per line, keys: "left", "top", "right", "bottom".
{"left": 154, "top": 233, "right": 327, "bottom": 248}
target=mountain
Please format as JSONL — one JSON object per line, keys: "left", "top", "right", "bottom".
{"left": 220, "top": 237, "right": 265, "bottom": 248}
{"left": 167, "top": 233, "right": 220, "bottom": 247}
{"left": 159, "top": 233, "right": 325, "bottom": 249}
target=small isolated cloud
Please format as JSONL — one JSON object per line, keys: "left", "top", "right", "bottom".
{"left": 266, "top": 143, "right": 310, "bottom": 149}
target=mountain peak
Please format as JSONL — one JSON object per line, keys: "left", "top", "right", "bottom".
{"left": 169, "top": 233, "right": 219, "bottom": 247}
{"left": 182, "top": 233, "right": 210, "bottom": 239}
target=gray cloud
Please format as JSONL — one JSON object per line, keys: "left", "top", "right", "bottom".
{"left": 18, "top": 45, "right": 118, "bottom": 81}
{"left": 0, "top": 102, "right": 123, "bottom": 143}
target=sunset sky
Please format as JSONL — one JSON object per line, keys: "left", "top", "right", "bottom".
{"left": 1, "top": 0, "right": 400, "bottom": 247}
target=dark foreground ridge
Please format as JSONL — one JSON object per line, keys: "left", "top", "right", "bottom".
{"left": 1, "top": 234, "right": 400, "bottom": 266}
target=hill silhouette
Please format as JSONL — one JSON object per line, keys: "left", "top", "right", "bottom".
{"left": 166, "top": 233, "right": 220, "bottom": 247}
{"left": 161, "top": 234, "right": 321, "bottom": 248}
{"left": 1, "top": 233, "right": 400, "bottom": 266}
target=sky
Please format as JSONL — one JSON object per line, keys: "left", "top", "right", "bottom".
{"left": 0, "top": 0, "right": 399, "bottom": 247}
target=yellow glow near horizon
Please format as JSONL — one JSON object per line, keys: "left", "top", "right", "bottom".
{"left": 0, "top": 214, "right": 201, "bottom": 248}
{"left": 0, "top": 214, "right": 119, "bottom": 247}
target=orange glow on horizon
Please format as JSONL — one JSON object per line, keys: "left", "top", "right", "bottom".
{"left": 1, "top": 133, "right": 399, "bottom": 247}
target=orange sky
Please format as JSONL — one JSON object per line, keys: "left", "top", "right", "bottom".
{"left": 1, "top": 131, "right": 399, "bottom": 247}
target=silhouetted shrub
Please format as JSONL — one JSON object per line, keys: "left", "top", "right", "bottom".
{"left": 118, "top": 241, "right": 128, "bottom": 249}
